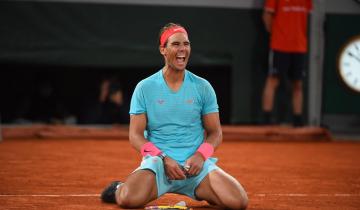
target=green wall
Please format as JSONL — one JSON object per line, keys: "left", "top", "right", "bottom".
{"left": 4, "top": 2, "right": 359, "bottom": 124}
{"left": 0, "top": 1, "right": 269, "bottom": 124}
{"left": 323, "top": 14, "right": 360, "bottom": 115}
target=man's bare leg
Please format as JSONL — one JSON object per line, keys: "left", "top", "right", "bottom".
{"left": 195, "top": 169, "right": 248, "bottom": 209}
{"left": 116, "top": 170, "right": 158, "bottom": 208}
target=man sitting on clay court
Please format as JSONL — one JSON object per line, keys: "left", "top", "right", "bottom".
{"left": 100, "top": 22, "right": 248, "bottom": 210}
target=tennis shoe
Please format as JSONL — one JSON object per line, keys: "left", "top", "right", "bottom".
{"left": 100, "top": 181, "right": 122, "bottom": 204}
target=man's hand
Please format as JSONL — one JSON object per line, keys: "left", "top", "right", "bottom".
{"left": 163, "top": 156, "right": 186, "bottom": 180}
{"left": 184, "top": 152, "right": 205, "bottom": 177}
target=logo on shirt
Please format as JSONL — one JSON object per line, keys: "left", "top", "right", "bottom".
{"left": 186, "top": 99, "right": 194, "bottom": 104}
{"left": 283, "top": 6, "right": 307, "bottom": 13}
{"left": 157, "top": 99, "right": 165, "bottom": 105}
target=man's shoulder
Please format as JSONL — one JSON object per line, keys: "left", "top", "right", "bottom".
{"left": 187, "top": 70, "right": 211, "bottom": 87}
{"left": 137, "top": 70, "right": 162, "bottom": 88}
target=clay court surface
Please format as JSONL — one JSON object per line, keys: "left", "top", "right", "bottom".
{"left": 0, "top": 126, "right": 360, "bottom": 210}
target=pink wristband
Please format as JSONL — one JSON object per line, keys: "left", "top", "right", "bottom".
{"left": 197, "top": 143, "right": 214, "bottom": 160}
{"left": 141, "top": 142, "right": 162, "bottom": 157}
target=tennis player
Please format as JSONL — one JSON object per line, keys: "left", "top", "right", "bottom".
{"left": 101, "top": 23, "right": 248, "bottom": 210}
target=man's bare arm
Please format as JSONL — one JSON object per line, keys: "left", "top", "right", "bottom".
{"left": 263, "top": 10, "right": 274, "bottom": 33}
{"left": 129, "top": 114, "right": 148, "bottom": 152}
{"left": 202, "top": 112, "right": 223, "bottom": 149}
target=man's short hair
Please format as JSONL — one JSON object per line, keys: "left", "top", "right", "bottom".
{"left": 158, "top": 23, "right": 185, "bottom": 47}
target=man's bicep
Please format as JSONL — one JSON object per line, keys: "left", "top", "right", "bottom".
{"left": 203, "top": 112, "right": 220, "bottom": 131}
{"left": 129, "top": 113, "right": 148, "bottom": 151}
{"left": 202, "top": 112, "right": 222, "bottom": 148}
{"left": 130, "top": 114, "right": 147, "bottom": 134}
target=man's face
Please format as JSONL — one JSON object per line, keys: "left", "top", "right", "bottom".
{"left": 161, "top": 32, "right": 191, "bottom": 71}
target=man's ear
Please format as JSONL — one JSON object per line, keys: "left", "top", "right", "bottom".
{"left": 159, "top": 45, "right": 166, "bottom": 55}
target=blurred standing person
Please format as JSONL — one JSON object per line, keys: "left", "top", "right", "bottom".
{"left": 261, "top": 0, "right": 312, "bottom": 126}
{"left": 78, "top": 78, "right": 110, "bottom": 124}
{"left": 79, "top": 78, "right": 128, "bottom": 124}
{"left": 99, "top": 78, "right": 111, "bottom": 104}
{"left": 99, "top": 82, "right": 128, "bottom": 124}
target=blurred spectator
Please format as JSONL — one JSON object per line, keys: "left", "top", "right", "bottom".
{"left": 79, "top": 78, "right": 128, "bottom": 124}
{"left": 99, "top": 82, "right": 128, "bottom": 124}
{"left": 13, "top": 80, "right": 70, "bottom": 124}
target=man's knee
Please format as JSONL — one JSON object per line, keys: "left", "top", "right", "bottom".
{"left": 266, "top": 76, "right": 280, "bottom": 89}
{"left": 202, "top": 170, "right": 249, "bottom": 210}
{"left": 216, "top": 183, "right": 248, "bottom": 210}
{"left": 116, "top": 185, "right": 145, "bottom": 208}
{"left": 227, "top": 192, "right": 248, "bottom": 210}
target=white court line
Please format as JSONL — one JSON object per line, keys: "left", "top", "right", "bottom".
{"left": 0, "top": 194, "right": 100, "bottom": 197}
{"left": 252, "top": 193, "right": 360, "bottom": 197}
{"left": 0, "top": 193, "right": 360, "bottom": 197}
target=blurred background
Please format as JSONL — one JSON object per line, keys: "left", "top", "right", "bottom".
{"left": 0, "top": 0, "right": 359, "bottom": 137}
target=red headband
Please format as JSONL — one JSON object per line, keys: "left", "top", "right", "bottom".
{"left": 160, "top": 26, "right": 188, "bottom": 47}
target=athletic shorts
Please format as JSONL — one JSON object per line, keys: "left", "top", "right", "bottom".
{"left": 268, "top": 50, "right": 306, "bottom": 80}
{"left": 134, "top": 155, "right": 219, "bottom": 200}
